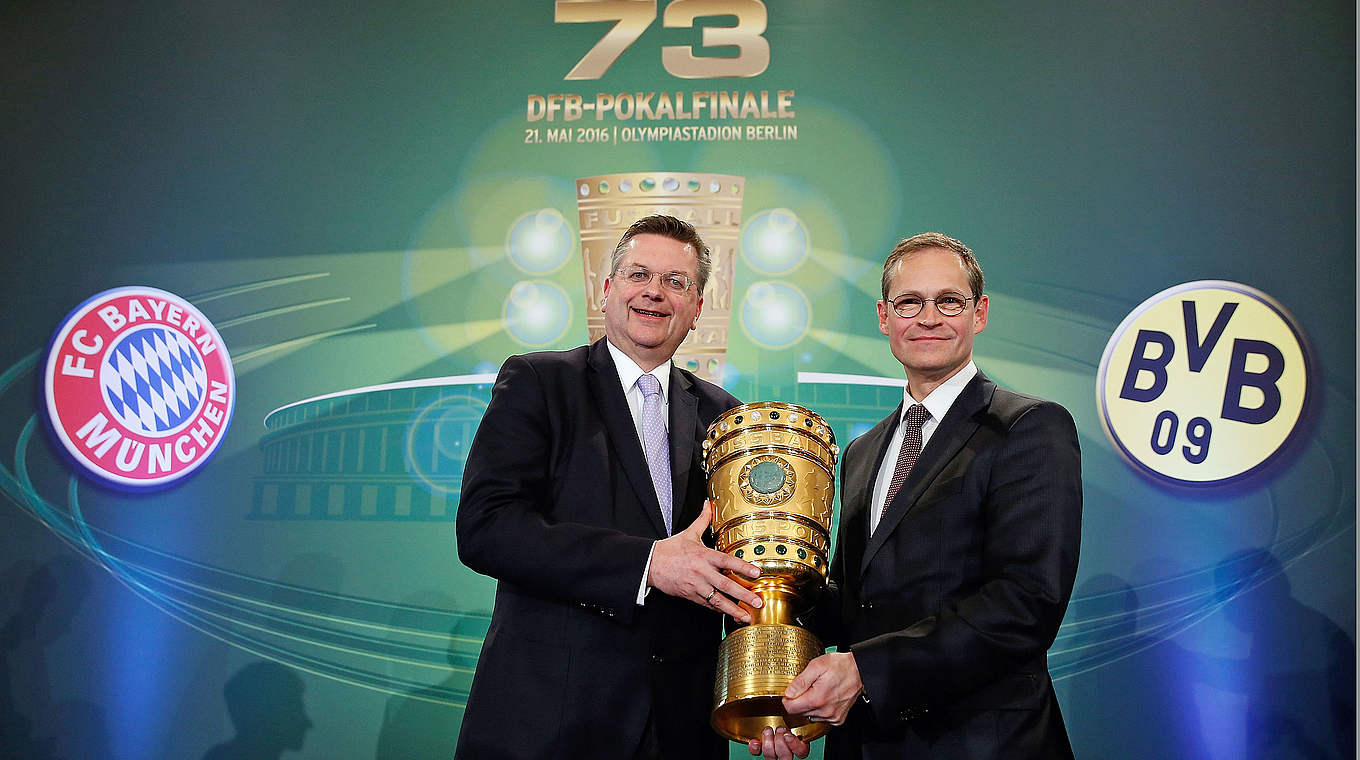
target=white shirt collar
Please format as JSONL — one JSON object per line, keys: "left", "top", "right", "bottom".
{"left": 605, "top": 339, "right": 672, "bottom": 399}
{"left": 904, "top": 361, "right": 977, "bottom": 423}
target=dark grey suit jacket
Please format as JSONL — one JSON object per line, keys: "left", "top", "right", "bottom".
{"left": 454, "top": 339, "right": 739, "bottom": 759}
{"left": 813, "top": 370, "right": 1081, "bottom": 760}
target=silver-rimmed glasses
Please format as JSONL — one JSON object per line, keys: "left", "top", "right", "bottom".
{"left": 613, "top": 265, "right": 696, "bottom": 294}
{"left": 888, "top": 292, "right": 977, "bottom": 318}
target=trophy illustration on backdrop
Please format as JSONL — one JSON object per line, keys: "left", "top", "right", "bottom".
{"left": 575, "top": 171, "right": 743, "bottom": 383}
{"left": 703, "top": 402, "right": 838, "bottom": 744}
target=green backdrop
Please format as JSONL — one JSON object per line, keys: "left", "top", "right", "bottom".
{"left": 1, "top": 2, "right": 1353, "bottom": 758}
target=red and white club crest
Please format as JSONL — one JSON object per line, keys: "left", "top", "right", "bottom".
{"left": 43, "top": 286, "right": 235, "bottom": 490}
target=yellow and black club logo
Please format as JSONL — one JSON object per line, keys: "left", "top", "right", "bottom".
{"left": 1097, "top": 281, "right": 1311, "bottom": 486}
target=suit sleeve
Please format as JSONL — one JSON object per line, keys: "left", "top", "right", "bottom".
{"left": 455, "top": 355, "right": 655, "bottom": 620}
{"left": 853, "top": 401, "right": 1082, "bottom": 721}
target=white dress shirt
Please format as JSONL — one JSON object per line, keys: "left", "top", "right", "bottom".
{"left": 605, "top": 339, "right": 672, "bottom": 604}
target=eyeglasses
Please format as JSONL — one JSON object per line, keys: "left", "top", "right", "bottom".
{"left": 887, "top": 292, "right": 976, "bottom": 318}
{"left": 612, "top": 265, "right": 696, "bottom": 294}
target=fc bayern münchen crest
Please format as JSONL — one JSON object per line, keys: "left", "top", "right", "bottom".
{"left": 43, "top": 286, "right": 235, "bottom": 490}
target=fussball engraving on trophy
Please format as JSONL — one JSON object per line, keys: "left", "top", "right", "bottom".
{"left": 702, "top": 402, "right": 838, "bottom": 744}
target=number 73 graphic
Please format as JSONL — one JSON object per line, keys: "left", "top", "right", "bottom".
{"left": 556, "top": 0, "right": 770, "bottom": 80}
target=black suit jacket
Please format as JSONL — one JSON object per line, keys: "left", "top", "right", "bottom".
{"left": 812, "top": 370, "right": 1081, "bottom": 760}
{"left": 454, "top": 339, "right": 740, "bottom": 759}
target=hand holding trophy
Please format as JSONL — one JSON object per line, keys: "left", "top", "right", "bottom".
{"left": 703, "top": 402, "right": 838, "bottom": 744}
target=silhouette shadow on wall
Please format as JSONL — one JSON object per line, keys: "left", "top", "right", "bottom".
{"left": 373, "top": 624, "right": 467, "bottom": 760}
{"left": 1, "top": 556, "right": 108, "bottom": 759}
{"left": 1066, "top": 549, "right": 1357, "bottom": 759}
{"left": 203, "top": 661, "right": 313, "bottom": 760}
{"left": 1063, "top": 572, "right": 1211, "bottom": 759}
{"left": 1207, "top": 548, "right": 1355, "bottom": 759}
{"left": 373, "top": 592, "right": 489, "bottom": 760}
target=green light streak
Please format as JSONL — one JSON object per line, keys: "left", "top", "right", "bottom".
{"left": 191, "top": 272, "right": 332, "bottom": 303}
{"left": 232, "top": 323, "right": 378, "bottom": 364}
{"left": 215, "top": 298, "right": 353, "bottom": 329}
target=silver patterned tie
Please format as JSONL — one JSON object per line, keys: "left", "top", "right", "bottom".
{"left": 637, "top": 373, "right": 673, "bottom": 534}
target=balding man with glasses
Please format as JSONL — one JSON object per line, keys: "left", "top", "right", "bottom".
{"left": 456, "top": 215, "right": 761, "bottom": 760}
{"left": 753, "top": 233, "right": 1082, "bottom": 760}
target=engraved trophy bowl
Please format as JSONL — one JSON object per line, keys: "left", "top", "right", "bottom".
{"left": 702, "top": 402, "right": 838, "bottom": 744}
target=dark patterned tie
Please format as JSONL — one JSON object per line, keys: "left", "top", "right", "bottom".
{"left": 880, "top": 404, "right": 929, "bottom": 521}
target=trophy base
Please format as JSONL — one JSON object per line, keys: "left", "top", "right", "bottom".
{"left": 711, "top": 624, "right": 831, "bottom": 744}
{"left": 712, "top": 695, "right": 831, "bottom": 745}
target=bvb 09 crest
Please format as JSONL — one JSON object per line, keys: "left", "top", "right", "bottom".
{"left": 1097, "top": 280, "right": 1310, "bottom": 486}
{"left": 43, "top": 286, "right": 235, "bottom": 490}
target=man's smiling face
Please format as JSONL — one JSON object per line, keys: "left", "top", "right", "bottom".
{"left": 877, "top": 246, "right": 988, "bottom": 394}
{"left": 601, "top": 233, "right": 704, "bottom": 371}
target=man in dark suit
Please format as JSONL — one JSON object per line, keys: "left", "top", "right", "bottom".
{"left": 455, "top": 215, "right": 763, "bottom": 760}
{"left": 753, "top": 233, "right": 1082, "bottom": 760}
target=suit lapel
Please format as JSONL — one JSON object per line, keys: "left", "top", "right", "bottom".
{"left": 860, "top": 372, "right": 996, "bottom": 576}
{"left": 838, "top": 407, "right": 900, "bottom": 580}
{"left": 586, "top": 341, "right": 669, "bottom": 537}
{"left": 667, "top": 365, "right": 699, "bottom": 529}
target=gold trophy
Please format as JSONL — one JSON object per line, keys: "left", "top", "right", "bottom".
{"left": 703, "top": 402, "right": 838, "bottom": 743}
{"left": 575, "top": 171, "right": 743, "bottom": 383}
